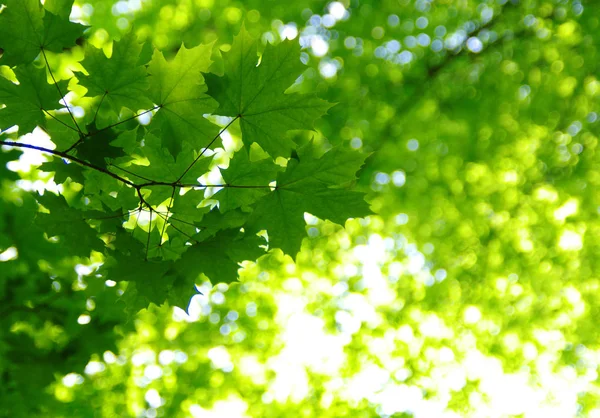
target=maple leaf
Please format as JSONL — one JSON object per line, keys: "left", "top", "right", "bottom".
{"left": 206, "top": 26, "right": 333, "bottom": 158}
{"left": 248, "top": 143, "right": 372, "bottom": 256}
{"left": 74, "top": 123, "right": 127, "bottom": 169}
{"left": 34, "top": 192, "right": 105, "bottom": 257}
{"left": 0, "top": 16, "right": 372, "bottom": 312}
{"left": 39, "top": 157, "right": 85, "bottom": 184}
{"left": 0, "top": 0, "right": 85, "bottom": 67}
{"left": 117, "top": 132, "right": 212, "bottom": 186}
{"left": 147, "top": 44, "right": 220, "bottom": 157}
{"left": 77, "top": 31, "right": 153, "bottom": 115}
{"left": 214, "top": 150, "right": 281, "bottom": 212}
{"left": 0, "top": 64, "right": 67, "bottom": 134}
{"left": 42, "top": 113, "right": 80, "bottom": 149}
{"left": 177, "top": 229, "right": 266, "bottom": 285}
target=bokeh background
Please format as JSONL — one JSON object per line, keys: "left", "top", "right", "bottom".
{"left": 2, "top": 0, "right": 600, "bottom": 416}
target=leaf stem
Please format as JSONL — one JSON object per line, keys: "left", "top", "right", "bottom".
{"left": 93, "top": 106, "right": 160, "bottom": 135}
{"left": 145, "top": 209, "right": 153, "bottom": 261}
{"left": 159, "top": 187, "right": 177, "bottom": 245}
{"left": 42, "top": 109, "right": 79, "bottom": 132}
{"left": 92, "top": 91, "right": 108, "bottom": 125}
{"left": 41, "top": 48, "right": 82, "bottom": 135}
{"left": 176, "top": 115, "right": 239, "bottom": 183}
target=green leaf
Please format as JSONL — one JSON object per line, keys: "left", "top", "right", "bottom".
{"left": 0, "top": 64, "right": 68, "bottom": 134}
{"left": 42, "top": 113, "right": 80, "bottom": 150}
{"left": 214, "top": 150, "right": 280, "bottom": 212}
{"left": 43, "top": 0, "right": 75, "bottom": 19}
{"left": 0, "top": 0, "right": 85, "bottom": 66}
{"left": 82, "top": 170, "right": 139, "bottom": 212}
{"left": 147, "top": 44, "right": 219, "bottom": 157}
{"left": 41, "top": 7, "right": 86, "bottom": 54}
{"left": 206, "top": 26, "right": 332, "bottom": 158}
{"left": 34, "top": 192, "right": 105, "bottom": 257}
{"left": 177, "top": 229, "right": 266, "bottom": 284}
{"left": 116, "top": 132, "right": 212, "bottom": 188}
{"left": 39, "top": 157, "right": 85, "bottom": 184}
{"left": 0, "top": 149, "right": 20, "bottom": 181}
{"left": 248, "top": 145, "right": 371, "bottom": 256}
{"left": 78, "top": 32, "right": 153, "bottom": 114}
{"left": 195, "top": 208, "right": 249, "bottom": 241}
{"left": 75, "top": 123, "right": 127, "bottom": 169}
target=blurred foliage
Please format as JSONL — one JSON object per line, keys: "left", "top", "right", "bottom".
{"left": 2, "top": 0, "right": 600, "bottom": 416}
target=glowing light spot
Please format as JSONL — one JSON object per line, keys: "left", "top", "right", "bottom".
{"left": 554, "top": 198, "right": 578, "bottom": 222}
{"left": 84, "top": 361, "right": 105, "bottom": 375}
{"left": 464, "top": 306, "right": 482, "bottom": 324}
{"left": 375, "top": 172, "right": 390, "bottom": 185}
{"left": 310, "top": 36, "right": 329, "bottom": 57}
{"left": 466, "top": 37, "right": 483, "bottom": 53}
{"left": 386, "top": 40, "right": 401, "bottom": 53}
{"left": 0, "top": 246, "right": 17, "bottom": 261}
{"left": 62, "top": 373, "right": 84, "bottom": 387}
{"left": 558, "top": 229, "right": 583, "bottom": 251}
{"left": 280, "top": 24, "right": 298, "bottom": 40}
{"left": 319, "top": 61, "right": 338, "bottom": 78}
{"left": 329, "top": 2, "right": 346, "bottom": 20}
{"left": 137, "top": 111, "right": 152, "bottom": 125}
{"left": 75, "top": 264, "right": 93, "bottom": 276}
{"left": 145, "top": 389, "right": 162, "bottom": 408}
{"left": 395, "top": 213, "right": 409, "bottom": 225}
{"left": 144, "top": 365, "right": 163, "bottom": 380}
{"left": 208, "top": 346, "right": 234, "bottom": 371}
{"left": 392, "top": 170, "right": 406, "bottom": 187}
{"left": 77, "top": 314, "right": 91, "bottom": 325}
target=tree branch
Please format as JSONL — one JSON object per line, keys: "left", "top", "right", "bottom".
{"left": 0, "top": 140, "right": 136, "bottom": 187}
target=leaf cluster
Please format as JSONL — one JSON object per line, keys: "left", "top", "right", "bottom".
{"left": 0, "top": 0, "right": 371, "bottom": 312}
